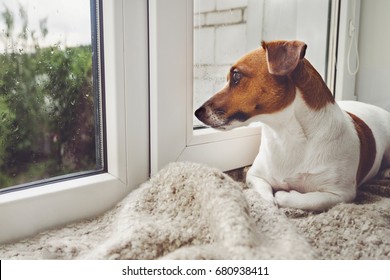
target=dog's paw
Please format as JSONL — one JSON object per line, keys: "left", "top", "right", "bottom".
{"left": 250, "top": 187, "right": 277, "bottom": 207}
{"left": 275, "top": 190, "right": 300, "bottom": 208}
{"left": 255, "top": 188, "right": 278, "bottom": 207}
{"left": 246, "top": 176, "right": 277, "bottom": 206}
{"left": 274, "top": 191, "right": 289, "bottom": 207}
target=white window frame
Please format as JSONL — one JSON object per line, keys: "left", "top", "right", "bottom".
{"left": 334, "top": 0, "right": 361, "bottom": 101}
{"left": 0, "top": 0, "right": 150, "bottom": 244}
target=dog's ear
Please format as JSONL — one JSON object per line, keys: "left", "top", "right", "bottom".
{"left": 262, "top": 40, "right": 307, "bottom": 76}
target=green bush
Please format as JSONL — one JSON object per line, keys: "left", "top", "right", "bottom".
{"left": 0, "top": 5, "right": 97, "bottom": 189}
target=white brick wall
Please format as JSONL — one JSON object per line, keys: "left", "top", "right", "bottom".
{"left": 194, "top": 0, "right": 216, "bottom": 13}
{"left": 206, "top": 9, "right": 243, "bottom": 26}
{"left": 194, "top": 0, "right": 249, "bottom": 68}
{"left": 216, "top": 24, "right": 247, "bottom": 64}
{"left": 194, "top": 13, "right": 206, "bottom": 27}
{"left": 193, "top": 0, "right": 251, "bottom": 124}
{"left": 216, "top": 0, "right": 248, "bottom": 10}
{"left": 194, "top": 27, "right": 215, "bottom": 64}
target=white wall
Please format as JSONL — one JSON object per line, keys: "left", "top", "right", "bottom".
{"left": 262, "top": 0, "right": 329, "bottom": 79}
{"left": 356, "top": 0, "right": 390, "bottom": 111}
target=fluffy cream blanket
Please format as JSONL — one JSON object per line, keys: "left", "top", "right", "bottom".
{"left": 1, "top": 162, "right": 389, "bottom": 259}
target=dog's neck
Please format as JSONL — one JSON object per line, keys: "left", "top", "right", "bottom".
{"left": 290, "top": 59, "right": 335, "bottom": 111}
{"left": 259, "top": 60, "right": 347, "bottom": 141}
{"left": 292, "top": 90, "right": 346, "bottom": 141}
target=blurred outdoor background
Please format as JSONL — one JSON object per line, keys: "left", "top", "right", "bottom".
{"left": 0, "top": 0, "right": 99, "bottom": 189}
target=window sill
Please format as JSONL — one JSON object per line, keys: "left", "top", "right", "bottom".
{"left": 0, "top": 173, "right": 127, "bottom": 244}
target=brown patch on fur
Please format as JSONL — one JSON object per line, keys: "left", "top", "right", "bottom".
{"left": 290, "top": 60, "right": 335, "bottom": 110}
{"left": 262, "top": 40, "right": 307, "bottom": 76}
{"left": 263, "top": 40, "right": 334, "bottom": 111}
{"left": 347, "top": 112, "right": 377, "bottom": 185}
{"left": 195, "top": 49, "right": 296, "bottom": 127}
{"left": 229, "top": 50, "right": 297, "bottom": 118}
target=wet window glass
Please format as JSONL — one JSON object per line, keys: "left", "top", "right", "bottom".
{"left": 0, "top": 0, "right": 104, "bottom": 191}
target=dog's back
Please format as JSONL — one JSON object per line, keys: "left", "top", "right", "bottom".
{"left": 338, "top": 100, "right": 390, "bottom": 183}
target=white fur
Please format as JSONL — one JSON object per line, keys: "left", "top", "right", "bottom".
{"left": 247, "top": 90, "right": 390, "bottom": 211}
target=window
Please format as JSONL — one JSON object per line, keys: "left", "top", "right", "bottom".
{"left": 0, "top": 0, "right": 362, "bottom": 244}
{"left": 0, "top": 0, "right": 149, "bottom": 243}
{"left": 0, "top": 0, "right": 104, "bottom": 191}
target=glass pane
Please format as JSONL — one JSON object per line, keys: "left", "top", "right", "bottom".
{"left": 0, "top": 0, "right": 104, "bottom": 190}
{"left": 193, "top": 0, "right": 331, "bottom": 128}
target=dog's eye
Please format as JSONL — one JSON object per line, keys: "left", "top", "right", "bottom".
{"left": 231, "top": 71, "right": 242, "bottom": 85}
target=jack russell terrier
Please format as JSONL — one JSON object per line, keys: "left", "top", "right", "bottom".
{"left": 195, "top": 40, "right": 390, "bottom": 211}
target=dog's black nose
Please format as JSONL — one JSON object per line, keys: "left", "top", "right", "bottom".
{"left": 194, "top": 106, "right": 205, "bottom": 120}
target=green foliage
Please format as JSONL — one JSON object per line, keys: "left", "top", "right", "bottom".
{"left": 0, "top": 4, "right": 97, "bottom": 188}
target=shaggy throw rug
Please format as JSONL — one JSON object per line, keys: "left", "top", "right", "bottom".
{"left": 0, "top": 161, "right": 389, "bottom": 260}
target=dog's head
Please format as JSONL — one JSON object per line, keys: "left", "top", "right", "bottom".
{"left": 194, "top": 40, "right": 307, "bottom": 130}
